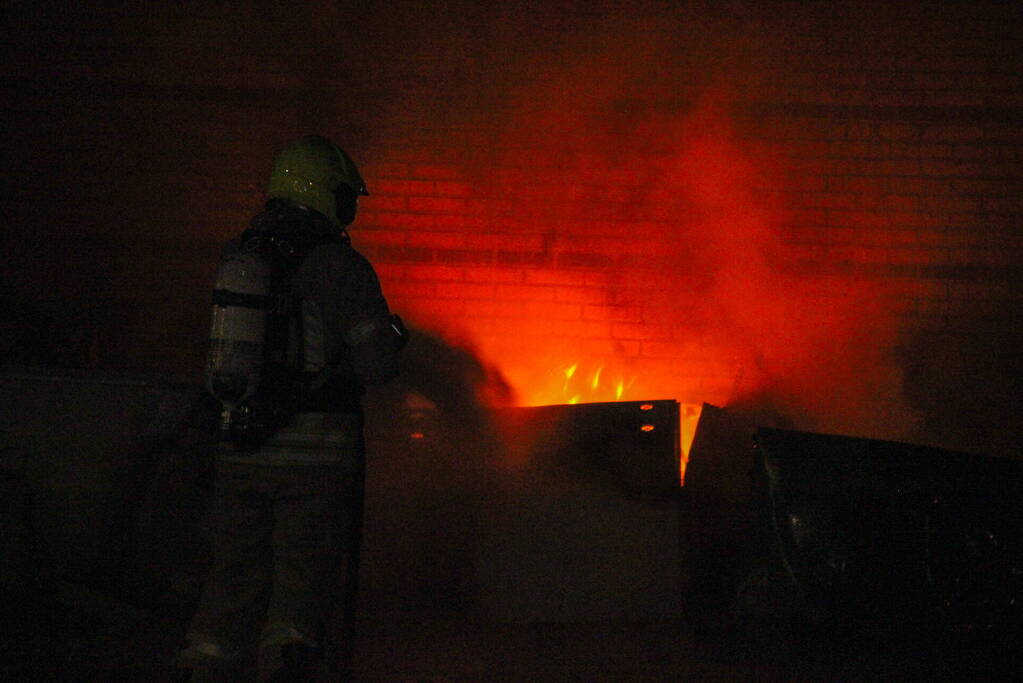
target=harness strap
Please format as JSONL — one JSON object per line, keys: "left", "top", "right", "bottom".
{"left": 212, "top": 289, "right": 292, "bottom": 313}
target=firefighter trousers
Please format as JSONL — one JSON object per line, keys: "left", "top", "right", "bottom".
{"left": 185, "top": 413, "right": 365, "bottom": 678}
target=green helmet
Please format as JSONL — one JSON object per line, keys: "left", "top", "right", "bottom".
{"left": 266, "top": 135, "right": 368, "bottom": 226}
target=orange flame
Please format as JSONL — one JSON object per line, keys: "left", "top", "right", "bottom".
{"left": 540, "top": 361, "right": 638, "bottom": 406}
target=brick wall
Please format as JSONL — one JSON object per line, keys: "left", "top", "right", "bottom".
{"left": 345, "top": 2, "right": 1022, "bottom": 423}
{"left": 3, "top": 1, "right": 1021, "bottom": 449}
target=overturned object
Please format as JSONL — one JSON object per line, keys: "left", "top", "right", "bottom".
{"left": 754, "top": 428, "right": 1023, "bottom": 670}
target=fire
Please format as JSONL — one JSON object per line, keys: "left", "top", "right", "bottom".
{"left": 547, "top": 361, "right": 636, "bottom": 406}
{"left": 517, "top": 360, "right": 701, "bottom": 486}
{"left": 679, "top": 403, "right": 702, "bottom": 485}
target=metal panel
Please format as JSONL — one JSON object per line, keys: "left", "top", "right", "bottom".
{"left": 754, "top": 428, "right": 1023, "bottom": 675}
{"left": 475, "top": 400, "right": 682, "bottom": 622}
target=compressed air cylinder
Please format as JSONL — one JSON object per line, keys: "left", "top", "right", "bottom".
{"left": 206, "top": 246, "right": 273, "bottom": 408}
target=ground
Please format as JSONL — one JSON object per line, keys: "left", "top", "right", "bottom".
{"left": 4, "top": 581, "right": 961, "bottom": 681}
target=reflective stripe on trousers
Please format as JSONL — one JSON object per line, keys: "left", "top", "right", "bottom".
{"left": 220, "top": 411, "right": 364, "bottom": 467}
{"left": 186, "top": 411, "right": 364, "bottom": 662}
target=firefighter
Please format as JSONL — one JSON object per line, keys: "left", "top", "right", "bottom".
{"left": 180, "top": 135, "right": 405, "bottom": 681}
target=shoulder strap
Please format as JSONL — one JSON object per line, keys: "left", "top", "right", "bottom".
{"left": 240, "top": 229, "right": 347, "bottom": 271}
{"left": 244, "top": 230, "right": 348, "bottom": 377}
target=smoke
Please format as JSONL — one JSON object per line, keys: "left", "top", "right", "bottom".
{"left": 436, "top": 11, "right": 919, "bottom": 442}
{"left": 655, "top": 95, "right": 915, "bottom": 441}
{"left": 360, "top": 326, "right": 512, "bottom": 611}
{"left": 381, "top": 3, "right": 1021, "bottom": 456}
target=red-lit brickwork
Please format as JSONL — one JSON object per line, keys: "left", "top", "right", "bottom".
{"left": 4, "top": 1, "right": 1021, "bottom": 451}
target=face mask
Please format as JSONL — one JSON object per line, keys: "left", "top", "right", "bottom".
{"left": 334, "top": 185, "right": 358, "bottom": 226}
